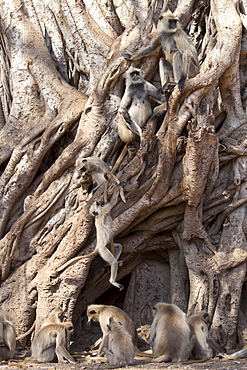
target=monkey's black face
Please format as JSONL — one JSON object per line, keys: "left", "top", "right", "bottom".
{"left": 130, "top": 70, "right": 141, "bottom": 82}
{"left": 130, "top": 71, "right": 140, "bottom": 77}
{"left": 168, "top": 18, "right": 177, "bottom": 29}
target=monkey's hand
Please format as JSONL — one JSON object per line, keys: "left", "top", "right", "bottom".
{"left": 161, "top": 82, "right": 176, "bottom": 94}
{"left": 122, "top": 53, "right": 132, "bottom": 60}
{"left": 178, "top": 76, "right": 186, "bottom": 91}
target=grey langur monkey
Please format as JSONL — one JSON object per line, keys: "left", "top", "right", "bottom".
{"left": 87, "top": 304, "right": 138, "bottom": 356}
{"left": 150, "top": 302, "right": 195, "bottom": 362}
{"left": 113, "top": 66, "right": 165, "bottom": 172}
{"left": 31, "top": 307, "right": 76, "bottom": 363}
{"left": 0, "top": 308, "right": 16, "bottom": 360}
{"left": 15, "top": 307, "right": 63, "bottom": 343}
{"left": 189, "top": 312, "right": 226, "bottom": 360}
{"left": 103, "top": 317, "right": 135, "bottom": 365}
{"left": 77, "top": 156, "right": 125, "bottom": 203}
{"left": 57, "top": 186, "right": 124, "bottom": 290}
{"left": 124, "top": 11, "right": 199, "bottom": 91}
{"left": 188, "top": 311, "right": 213, "bottom": 360}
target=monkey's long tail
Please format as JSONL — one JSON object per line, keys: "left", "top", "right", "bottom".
{"left": 135, "top": 348, "right": 153, "bottom": 358}
{"left": 57, "top": 250, "right": 99, "bottom": 272}
{"left": 104, "top": 172, "right": 126, "bottom": 203}
{"left": 16, "top": 321, "right": 36, "bottom": 341}
{"left": 152, "top": 354, "right": 172, "bottom": 362}
{"left": 112, "top": 145, "right": 128, "bottom": 173}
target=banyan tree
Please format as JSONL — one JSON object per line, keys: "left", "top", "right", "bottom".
{"left": 1, "top": 0, "right": 247, "bottom": 352}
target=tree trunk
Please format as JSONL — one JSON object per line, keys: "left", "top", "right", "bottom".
{"left": 0, "top": 0, "right": 247, "bottom": 352}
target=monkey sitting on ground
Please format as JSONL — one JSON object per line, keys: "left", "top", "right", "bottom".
{"left": 103, "top": 317, "right": 135, "bottom": 365}
{"left": 124, "top": 11, "right": 199, "bottom": 91}
{"left": 57, "top": 186, "right": 124, "bottom": 290}
{"left": 0, "top": 308, "right": 16, "bottom": 360}
{"left": 113, "top": 66, "right": 165, "bottom": 172}
{"left": 87, "top": 304, "right": 138, "bottom": 356}
{"left": 77, "top": 156, "right": 125, "bottom": 203}
{"left": 150, "top": 302, "right": 195, "bottom": 362}
{"left": 188, "top": 311, "right": 215, "bottom": 359}
{"left": 15, "top": 307, "right": 63, "bottom": 344}
{"left": 31, "top": 307, "right": 76, "bottom": 363}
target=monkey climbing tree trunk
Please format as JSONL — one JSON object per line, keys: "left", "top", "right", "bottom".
{"left": 0, "top": 0, "right": 247, "bottom": 353}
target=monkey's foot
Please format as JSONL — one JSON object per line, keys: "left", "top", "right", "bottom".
{"left": 162, "top": 81, "right": 176, "bottom": 93}
{"left": 122, "top": 53, "right": 132, "bottom": 60}
{"left": 110, "top": 279, "right": 124, "bottom": 291}
{"left": 118, "top": 260, "right": 123, "bottom": 267}
{"left": 153, "top": 103, "right": 167, "bottom": 116}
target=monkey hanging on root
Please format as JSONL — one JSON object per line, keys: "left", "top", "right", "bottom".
{"left": 57, "top": 186, "right": 124, "bottom": 290}
{"left": 124, "top": 11, "right": 199, "bottom": 91}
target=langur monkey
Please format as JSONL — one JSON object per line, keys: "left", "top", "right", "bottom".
{"left": 0, "top": 308, "right": 16, "bottom": 360}
{"left": 188, "top": 311, "right": 213, "bottom": 359}
{"left": 31, "top": 307, "right": 76, "bottom": 363}
{"left": 77, "top": 156, "right": 126, "bottom": 203}
{"left": 87, "top": 304, "right": 138, "bottom": 356}
{"left": 15, "top": 307, "right": 63, "bottom": 343}
{"left": 150, "top": 302, "right": 195, "bottom": 362}
{"left": 124, "top": 11, "right": 199, "bottom": 91}
{"left": 112, "top": 67, "right": 165, "bottom": 172}
{"left": 103, "top": 317, "right": 135, "bottom": 365}
{"left": 57, "top": 186, "right": 124, "bottom": 290}
{"left": 40, "top": 307, "right": 64, "bottom": 327}
{"left": 188, "top": 311, "right": 223, "bottom": 359}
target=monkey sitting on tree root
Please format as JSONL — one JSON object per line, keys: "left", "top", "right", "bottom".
{"left": 31, "top": 307, "right": 76, "bottom": 364}
{"left": 57, "top": 185, "right": 124, "bottom": 290}
{"left": 103, "top": 317, "right": 135, "bottom": 366}
{"left": 113, "top": 66, "right": 165, "bottom": 172}
{"left": 123, "top": 11, "right": 199, "bottom": 91}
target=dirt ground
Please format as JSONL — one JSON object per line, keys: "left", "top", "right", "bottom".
{"left": 2, "top": 347, "right": 247, "bottom": 370}
{"left": 3, "top": 325, "right": 247, "bottom": 369}
{"left": 2, "top": 355, "right": 247, "bottom": 370}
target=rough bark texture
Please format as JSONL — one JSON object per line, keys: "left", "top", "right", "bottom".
{"left": 0, "top": 0, "right": 247, "bottom": 354}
